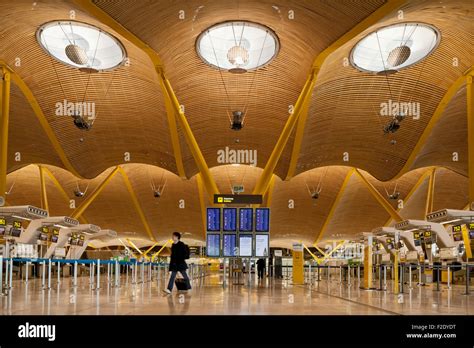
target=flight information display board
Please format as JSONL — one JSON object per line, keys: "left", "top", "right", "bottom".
{"left": 255, "top": 234, "right": 269, "bottom": 257}
{"left": 239, "top": 234, "right": 253, "bottom": 257}
{"left": 239, "top": 208, "right": 253, "bottom": 232}
{"left": 223, "top": 208, "right": 237, "bottom": 232}
{"left": 255, "top": 208, "right": 270, "bottom": 232}
{"left": 206, "top": 208, "right": 221, "bottom": 231}
{"left": 206, "top": 233, "right": 220, "bottom": 257}
{"left": 51, "top": 228, "right": 59, "bottom": 243}
{"left": 223, "top": 233, "right": 237, "bottom": 257}
{"left": 10, "top": 229, "right": 21, "bottom": 237}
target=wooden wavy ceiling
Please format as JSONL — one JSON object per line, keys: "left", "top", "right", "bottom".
{"left": 0, "top": 0, "right": 472, "bottom": 246}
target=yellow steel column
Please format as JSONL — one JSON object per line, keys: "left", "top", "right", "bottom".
{"left": 151, "top": 239, "right": 172, "bottom": 261}
{"left": 43, "top": 167, "right": 88, "bottom": 224}
{"left": 362, "top": 237, "right": 373, "bottom": 290}
{"left": 38, "top": 165, "right": 49, "bottom": 212}
{"left": 425, "top": 167, "right": 436, "bottom": 216}
{"left": 143, "top": 242, "right": 160, "bottom": 259}
{"left": 196, "top": 173, "right": 208, "bottom": 237}
{"left": 119, "top": 167, "right": 156, "bottom": 242}
{"left": 355, "top": 169, "right": 402, "bottom": 222}
{"left": 160, "top": 73, "right": 219, "bottom": 199}
{"left": 0, "top": 67, "right": 11, "bottom": 206}
{"left": 313, "top": 169, "right": 355, "bottom": 245}
{"left": 71, "top": 166, "right": 120, "bottom": 219}
{"left": 253, "top": 71, "right": 316, "bottom": 195}
{"left": 467, "top": 75, "right": 474, "bottom": 204}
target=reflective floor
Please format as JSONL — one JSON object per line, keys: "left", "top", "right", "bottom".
{"left": 0, "top": 272, "right": 472, "bottom": 315}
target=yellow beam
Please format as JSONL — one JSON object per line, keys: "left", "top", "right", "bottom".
{"left": 393, "top": 66, "right": 474, "bottom": 179}
{"left": 151, "top": 239, "right": 172, "bottom": 261}
{"left": 126, "top": 238, "right": 143, "bottom": 255}
{"left": 354, "top": 169, "right": 402, "bottom": 222}
{"left": 314, "top": 245, "right": 328, "bottom": 257}
{"left": 143, "top": 242, "right": 159, "bottom": 258}
{"left": 71, "top": 166, "right": 120, "bottom": 219}
{"left": 303, "top": 243, "right": 321, "bottom": 263}
{"left": 425, "top": 168, "right": 436, "bottom": 216}
{"left": 253, "top": 71, "right": 316, "bottom": 195}
{"left": 0, "top": 66, "right": 11, "bottom": 205}
{"left": 38, "top": 165, "right": 49, "bottom": 212}
{"left": 313, "top": 168, "right": 355, "bottom": 245}
{"left": 383, "top": 168, "right": 432, "bottom": 226}
{"left": 286, "top": 0, "right": 407, "bottom": 179}
{"left": 262, "top": 175, "right": 276, "bottom": 207}
{"left": 0, "top": 61, "right": 82, "bottom": 178}
{"left": 42, "top": 166, "right": 88, "bottom": 224}
{"left": 118, "top": 167, "right": 156, "bottom": 242}
{"left": 73, "top": 0, "right": 195, "bottom": 184}
{"left": 158, "top": 76, "right": 186, "bottom": 178}
{"left": 160, "top": 74, "right": 219, "bottom": 201}
{"left": 318, "top": 241, "right": 346, "bottom": 265}
{"left": 467, "top": 74, "right": 474, "bottom": 203}
{"left": 196, "top": 173, "right": 207, "bottom": 239}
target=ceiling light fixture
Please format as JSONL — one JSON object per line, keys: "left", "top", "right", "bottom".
{"left": 350, "top": 22, "right": 440, "bottom": 74}
{"left": 37, "top": 20, "right": 126, "bottom": 72}
{"left": 196, "top": 21, "right": 279, "bottom": 73}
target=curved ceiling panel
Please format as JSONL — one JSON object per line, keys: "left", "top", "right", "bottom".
{"left": 0, "top": 1, "right": 176, "bottom": 179}
{"left": 296, "top": 0, "right": 473, "bottom": 181}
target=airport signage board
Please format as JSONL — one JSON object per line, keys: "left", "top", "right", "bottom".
{"left": 214, "top": 194, "right": 263, "bottom": 205}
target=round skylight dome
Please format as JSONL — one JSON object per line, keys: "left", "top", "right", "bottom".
{"left": 37, "top": 21, "right": 126, "bottom": 72}
{"left": 350, "top": 23, "right": 440, "bottom": 74}
{"left": 196, "top": 21, "right": 279, "bottom": 73}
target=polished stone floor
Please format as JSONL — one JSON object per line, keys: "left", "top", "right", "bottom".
{"left": 0, "top": 272, "right": 472, "bottom": 315}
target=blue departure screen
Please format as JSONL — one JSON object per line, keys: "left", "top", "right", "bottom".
{"left": 223, "top": 208, "right": 237, "bottom": 232}
{"left": 206, "top": 234, "right": 220, "bottom": 257}
{"left": 223, "top": 233, "right": 237, "bottom": 257}
{"left": 206, "top": 208, "right": 221, "bottom": 231}
{"left": 239, "top": 208, "right": 253, "bottom": 232}
{"left": 255, "top": 208, "right": 270, "bottom": 232}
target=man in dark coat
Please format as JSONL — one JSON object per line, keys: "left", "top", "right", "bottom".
{"left": 257, "top": 258, "right": 266, "bottom": 279}
{"left": 163, "top": 232, "right": 192, "bottom": 294}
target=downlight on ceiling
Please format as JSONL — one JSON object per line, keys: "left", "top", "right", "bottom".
{"left": 350, "top": 23, "right": 440, "bottom": 74}
{"left": 37, "top": 21, "right": 126, "bottom": 72}
{"left": 196, "top": 21, "right": 279, "bottom": 73}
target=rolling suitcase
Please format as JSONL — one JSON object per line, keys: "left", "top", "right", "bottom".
{"left": 175, "top": 277, "right": 188, "bottom": 291}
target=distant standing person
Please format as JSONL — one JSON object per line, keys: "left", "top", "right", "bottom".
{"left": 257, "top": 258, "right": 266, "bottom": 279}
{"left": 163, "top": 232, "right": 191, "bottom": 294}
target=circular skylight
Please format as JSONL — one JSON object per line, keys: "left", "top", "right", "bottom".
{"left": 196, "top": 21, "right": 279, "bottom": 73}
{"left": 350, "top": 23, "right": 440, "bottom": 74}
{"left": 37, "top": 21, "right": 126, "bottom": 72}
